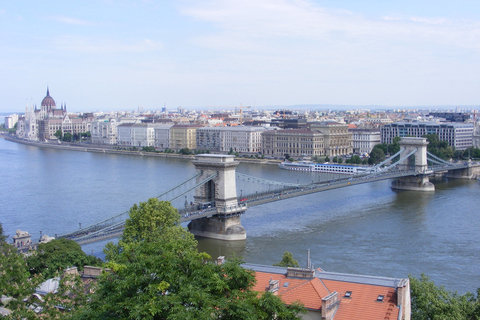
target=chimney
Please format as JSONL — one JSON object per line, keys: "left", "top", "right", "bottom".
{"left": 267, "top": 277, "right": 280, "bottom": 293}
{"left": 396, "top": 279, "right": 411, "bottom": 320}
{"left": 321, "top": 291, "right": 339, "bottom": 320}
{"left": 216, "top": 256, "right": 225, "bottom": 265}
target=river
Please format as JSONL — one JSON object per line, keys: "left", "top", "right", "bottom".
{"left": 0, "top": 135, "right": 479, "bottom": 294}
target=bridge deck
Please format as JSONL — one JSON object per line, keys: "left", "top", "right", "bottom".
{"left": 64, "top": 163, "right": 476, "bottom": 244}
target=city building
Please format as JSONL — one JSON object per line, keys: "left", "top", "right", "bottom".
{"left": 310, "top": 121, "right": 353, "bottom": 157}
{"left": 154, "top": 124, "right": 175, "bottom": 150}
{"left": 116, "top": 123, "right": 156, "bottom": 147}
{"left": 16, "top": 88, "right": 92, "bottom": 141}
{"left": 381, "top": 121, "right": 474, "bottom": 150}
{"left": 261, "top": 129, "right": 325, "bottom": 159}
{"left": 244, "top": 263, "right": 411, "bottom": 320}
{"left": 4, "top": 114, "right": 18, "bottom": 129}
{"left": 170, "top": 124, "right": 203, "bottom": 151}
{"left": 349, "top": 128, "right": 381, "bottom": 155}
{"left": 197, "top": 126, "right": 267, "bottom": 154}
{"left": 91, "top": 119, "right": 119, "bottom": 145}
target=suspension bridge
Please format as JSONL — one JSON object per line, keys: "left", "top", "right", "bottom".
{"left": 58, "top": 137, "right": 480, "bottom": 244}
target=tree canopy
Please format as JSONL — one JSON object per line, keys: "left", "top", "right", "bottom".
{"left": 273, "top": 252, "right": 300, "bottom": 268}
{"left": 410, "top": 274, "right": 480, "bottom": 320}
{"left": 75, "top": 198, "right": 305, "bottom": 320}
{"left": 26, "top": 238, "right": 102, "bottom": 279}
{"left": 368, "top": 147, "right": 385, "bottom": 165}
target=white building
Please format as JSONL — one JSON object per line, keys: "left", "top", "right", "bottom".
{"left": 349, "top": 129, "right": 381, "bottom": 155}
{"left": 4, "top": 114, "right": 19, "bottom": 129}
{"left": 197, "top": 126, "right": 267, "bottom": 154}
{"left": 154, "top": 124, "right": 174, "bottom": 150}
{"left": 91, "top": 119, "right": 119, "bottom": 145}
{"left": 117, "top": 123, "right": 156, "bottom": 147}
{"left": 381, "top": 121, "right": 474, "bottom": 150}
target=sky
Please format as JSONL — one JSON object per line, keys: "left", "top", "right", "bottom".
{"left": 1, "top": 0, "right": 480, "bottom": 113}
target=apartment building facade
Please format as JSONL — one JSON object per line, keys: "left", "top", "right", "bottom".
{"left": 349, "top": 128, "right": 381, "bottom": 155}
{"left": 381, "top": 121, "right": 474, "bottom": 150}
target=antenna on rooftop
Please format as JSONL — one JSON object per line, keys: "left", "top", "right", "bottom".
{"left": 307, "top": 249, "right": 312, "bottom": 270}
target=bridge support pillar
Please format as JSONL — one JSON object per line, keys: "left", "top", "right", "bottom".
{"left": 189, "top": 155, "right": 246, "bottom": 241}
{"left": 445, "top": 161, "right": 479, "bottom": 179}
{"left": 391, "top": 137, "right": 435, "bottom": 191}
{"left": 391, "top": 175, "right": 435, "bottom": 191}
{"left": 188, "top": 214, "right": 246, "bottom": 241}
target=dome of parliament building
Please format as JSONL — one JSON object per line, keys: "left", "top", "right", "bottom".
{"left": 41, "top": 88, "right": 56, "bottom": 108}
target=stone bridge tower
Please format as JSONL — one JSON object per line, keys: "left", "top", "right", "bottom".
{"left": 188, "top": 154, "right": 247, "bottom": 240}
{"left": 391, "top": 137, "right": 435, "bottom": 191}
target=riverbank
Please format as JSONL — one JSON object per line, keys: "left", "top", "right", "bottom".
{"left": 0, "top": 133, "right": 281, "bottom": 165}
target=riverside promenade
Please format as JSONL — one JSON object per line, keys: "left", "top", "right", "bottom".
{"left": 0, "top": 132, "right": 281, "bottom": 165}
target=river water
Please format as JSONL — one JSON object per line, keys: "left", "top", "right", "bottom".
{"left": 1, "top": 136, "right": 479, "bottom": 294}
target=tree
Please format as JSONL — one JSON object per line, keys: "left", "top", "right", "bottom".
{"left": 350, "top": 155, "right": 361, "bottom": 164}
{"left": 75, "top": 198, "right": 305, "bottom": 320}
{"left": 368, "top": 147, "right": 385, "bottom": 165}
{"left": 410, "top": 274, "right": 480, "bottom": 320}
{"left": 273, "top": 251, "right": 300, "bottom": 268}
{"left": 324, "top": 156, "right": 330, "bottom": 162}
{"left": 179, "top": 148, "right": 192, "bottom": 155}
{"left": 0, "top": 222, "right": 6, "bottom": 243}
{"left": 62, "top": 132, "right": 73, "bottom": 142}
{"left": 26, "top": 238, "right": 102, "bottom": 279}
{"left": 54, "top": 129, "right": 62, "bottom": 140}
{"left": 0, "top": 222, "right": 43, "bottom": 318}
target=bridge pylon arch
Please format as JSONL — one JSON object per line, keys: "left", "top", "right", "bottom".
{"left": 391, "top": 137, "right": 435, "bottom": 191}
{"left": 188, "top": 154, "right": 247, "bottom": 240}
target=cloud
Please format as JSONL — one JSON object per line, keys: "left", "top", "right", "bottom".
{"left": 181, "top": 0, "right": 480, "bottom": 52}
{"left": 50, "top": 15, "right": 97, "bottom": 26}
{"left": 52, "top": 36, "right": 163, "bottom": 54}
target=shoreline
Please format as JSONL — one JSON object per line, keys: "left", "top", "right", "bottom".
{"left": 0, "top": 133, "right": 281, "bottom": 165}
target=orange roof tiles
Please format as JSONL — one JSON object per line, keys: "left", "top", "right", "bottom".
{"left": 247, "top": 265, "right": 403, "bottom": 320}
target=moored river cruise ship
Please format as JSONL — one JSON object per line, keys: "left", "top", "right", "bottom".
{"left": 279, "top": 161, "right": 369, "bottom": 175}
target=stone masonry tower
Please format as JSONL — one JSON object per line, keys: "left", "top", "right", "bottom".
{"left": 188, "top": 155, "right": 247, "bottom": 240}
{"left": 391, "top": 137, "right": 435, "bottom": 191}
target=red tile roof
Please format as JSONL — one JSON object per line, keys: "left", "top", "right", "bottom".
{"left": 248, "top": 265, "right": 402, "bottom": 320}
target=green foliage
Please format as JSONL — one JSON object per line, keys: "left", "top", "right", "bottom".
{"left": 121, "top": 198, "right": 183, "bottom": 244}
{"left": 410, "top": 274, "right": 480, "bottom": 320}
{"left": 62, "top": 132, "right": 74, "bottom": 142}
{"left": 0, "top": 222, "right": 6, "bottom": 243}
{"left": 26, "top": 238, "right": 102, "bottom": 279}
{"left": 368, "top": 147, "right": 385, "bottom": 165}
{"left": 424, "top": 134, "right": 455, "bottom": 160}
{"left": 332, "top": 156, "right": 338, "bottom": 163}
{"left": 179, "top": 147, "right": 192, "bottom": 155}
{"left": 142, "top": 146, "right": 156, "bottom": 152}
{"left": 324, "top": 156, "right": 330, "bottom": 162}
{"left": 75, "top": 199, "right": 305, "bottom": 320}
{"left": 0, "top": 222, "right": 43, "bottom": 318}
{"left": 273, "top": 251, "right": 300, "bottom": 268}
{"left": 0, "top": 227, "right": 90, "bottom": 319}
{"left": 349, "top": 155, "right": 362, "bottom": 164}
{"left": 54, "top": 129, "right": 62, "bottom": 139}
